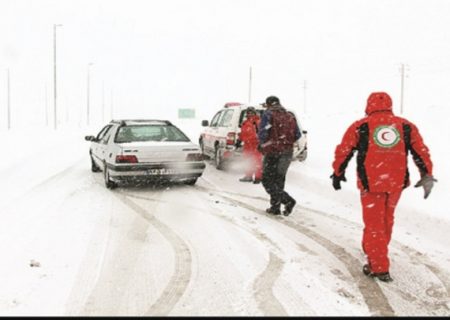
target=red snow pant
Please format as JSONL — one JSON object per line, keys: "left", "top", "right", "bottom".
{"left": 242, "top": 147, "right": 262, "bottom": 180}
{"left": 360, "top": 190, "right": 402, "bottom": 273}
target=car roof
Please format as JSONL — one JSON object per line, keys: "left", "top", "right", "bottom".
{"left": 110, "top": 119, "right": 172, "bottom": 126}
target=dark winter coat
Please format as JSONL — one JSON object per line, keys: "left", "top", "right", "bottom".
{"left": 332, "top": 92, "right": 433, "bottom": 193}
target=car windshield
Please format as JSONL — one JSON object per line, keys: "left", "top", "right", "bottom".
{"left": 115, "top": 125, "right": 190, "bottom": 143}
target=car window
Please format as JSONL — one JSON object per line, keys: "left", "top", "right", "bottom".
{"left": 115, "top": 125, "right": 190, "bottom": 143}
{"left": 96, "top": 125, "right": 113, "bottom": 141}
{"left": 219, "top": 109, "right": 234, "bottom": 127}
{"left": 210, "top": 111, "right": 222, "bottom": 127}
{"left": 100, "top": 126, "right": 114, "bottom": 144}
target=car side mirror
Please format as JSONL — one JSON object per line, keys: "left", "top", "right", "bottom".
{"left": 302, "top": 130, "right": 308, "bottom": 134}
{"left": 201, "top": 120, "right": 209, "bottom": 127}
{"left": 85, "top": 135, "right": 96, "bottom": 141}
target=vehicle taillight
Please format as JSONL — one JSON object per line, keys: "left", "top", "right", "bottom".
{"left": 186, "top": 153, "right": 203, "bottom": 161}
{"left": 115, "top": 155, "right": 138, "bottom": 163}
{"left": 226, "top": 132, "right": 236, "bottom": 145}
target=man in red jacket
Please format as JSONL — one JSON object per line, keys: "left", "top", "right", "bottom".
{"left": 331, "top": 92, "right": 436, "bottom": 282}
{"left": 238, "top": 107, "right": 263, "bottom": 183}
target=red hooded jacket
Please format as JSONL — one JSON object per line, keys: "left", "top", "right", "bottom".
{"left": 240, "top": 114, "right": 260, "bottom": 150}
{"left": 332, "top": 92, "right": 433, "bottom": 193}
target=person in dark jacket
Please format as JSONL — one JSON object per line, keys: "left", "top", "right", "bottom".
{"left": 238, "top": 107, "right": 263, "bottom": 183}
{"left": 331, "top": 91, "right": 436, "bottom": 282}
{"left": 258, "top": 96, "right": 302, "bottom": 216}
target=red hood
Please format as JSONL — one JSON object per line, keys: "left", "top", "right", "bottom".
{"left": 365, "top": 92, "right": 393, "bottom": 115}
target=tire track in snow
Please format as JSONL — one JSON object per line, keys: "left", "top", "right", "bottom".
{"left": 79, "top": 187, "right": 158, "bottom": 315}
{"left": 253, "top": 252, "right": 287, "bottom": 316}
{"left": 114, "top": 191, "right": 192, "bottom": 316}
{"left": 125, "top": 188, "right": 309, "bottom": 316}
{"left": 207, "top": 185, "right": 450, "bottom": 313}
{"left": 195, "top": 184, "right": 394, "bottom": 316}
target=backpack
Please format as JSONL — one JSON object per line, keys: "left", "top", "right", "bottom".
{"left": 262, "top": 110, "right": 298, "bottom": 154}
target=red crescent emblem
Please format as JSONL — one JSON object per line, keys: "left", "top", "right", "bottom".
{"left": 381, "top": 132, "right": 390, "bottom": 141}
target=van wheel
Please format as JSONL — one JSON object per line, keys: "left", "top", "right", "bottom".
{"left": 104, "top": 165, "right": 118, "bottom": 189}
{"left": 215, "top": 146, "right": 225, "bottom": 170}
{"left": 297, "top": 149, "right": 308, "bottom": 162}
{"left": 199, "top": 138, "right": 209, "bottom": 160}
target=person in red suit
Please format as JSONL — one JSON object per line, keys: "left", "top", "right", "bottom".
{"left": 331, "top": 92, "right": 436, "bottom": 282}
{"left": 238, "top": 107, "right": 263, "bottom": 184}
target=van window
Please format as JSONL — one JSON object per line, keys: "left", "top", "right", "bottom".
{"left": 239, "top": 109, "right": 264, "bottom": 127}
{"left": 219, "top": 109, "right": 234, "bottom": 127}
{"left": 210, "top": 111, "right": 222, "bottom": 127}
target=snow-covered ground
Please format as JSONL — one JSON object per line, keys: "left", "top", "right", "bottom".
{"left": 0, "top": 109, "right": 449, "bottom": 316}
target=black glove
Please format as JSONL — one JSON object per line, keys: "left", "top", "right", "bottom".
{"left": 330, "top": 173, "right": 347, "bottom": 190}
{"left": 414, "top": 175, "right": 437, "bottom": 199}
{"left": 235, "top": 139, "right": 242, "bottom": 148}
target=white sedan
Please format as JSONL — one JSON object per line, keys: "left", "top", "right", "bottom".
{"left": 85, "top": 119, "right": 205, "bottom": 189}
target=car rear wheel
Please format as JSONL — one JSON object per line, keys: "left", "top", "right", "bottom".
{"left": 90, "top": 155, "right": 101, "bottom": 172}
{"left": 184, "top": 178, "right": 198, "bottom": 185}
{"left": 104, "top": 164, "right": 118, "bottom": 189}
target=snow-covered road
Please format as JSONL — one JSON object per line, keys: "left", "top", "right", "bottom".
{"left": 0, "top": 127, "right": 449, "bottom": 316}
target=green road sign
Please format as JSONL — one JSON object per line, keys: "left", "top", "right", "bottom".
{"left": 178, "top": 108, "right": 196, "bottom": 119}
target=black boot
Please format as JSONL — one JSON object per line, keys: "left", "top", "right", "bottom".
{"left": 363, "top": 264, "right": 393, "bottom": 282}
{"left": 266, "top": 207, "right": 281, "bottom": 215}
{"left": 283, "top": 198, "right": 296, "bottom": 216}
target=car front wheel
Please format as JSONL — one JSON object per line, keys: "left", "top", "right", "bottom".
{"left": 91, "top": 155, "right": 101, "bottom": 172}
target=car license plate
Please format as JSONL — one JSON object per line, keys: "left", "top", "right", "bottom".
{"left": 147, "top": 168, "right": 176, "bottom": 175}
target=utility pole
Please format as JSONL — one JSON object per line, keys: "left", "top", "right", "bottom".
{"left": 53, "top": 23, "right": 62, "bottom": 130}
{"left": 248, "top": 66, "right": 252, "bottom": 104}
{"left": 7, "top": 69, "right": 10, "bottom": 130}
{"left": 302, "top": 80, "right": 307, "bottom": 115}
{"left": 399, "top": 63, "right": 409, "bottom": 115}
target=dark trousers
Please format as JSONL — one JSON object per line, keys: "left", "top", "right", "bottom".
{"left": 262, "top": 151, "right": 294, "bottom": 209}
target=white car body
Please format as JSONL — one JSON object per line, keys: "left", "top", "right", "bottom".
{"left": 85, "top": 119, "right": 205, "bottom": 188}
{"left": 199, "top": 102, "right": 308, "bottom": 170}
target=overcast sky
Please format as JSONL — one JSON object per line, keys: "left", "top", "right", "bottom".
{"left": 1, "top": 0, "right": 450, "bottom": 127}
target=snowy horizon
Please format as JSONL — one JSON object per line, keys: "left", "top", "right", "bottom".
{"left": 1, "top": 0, "right": 450, "bottom": 316}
